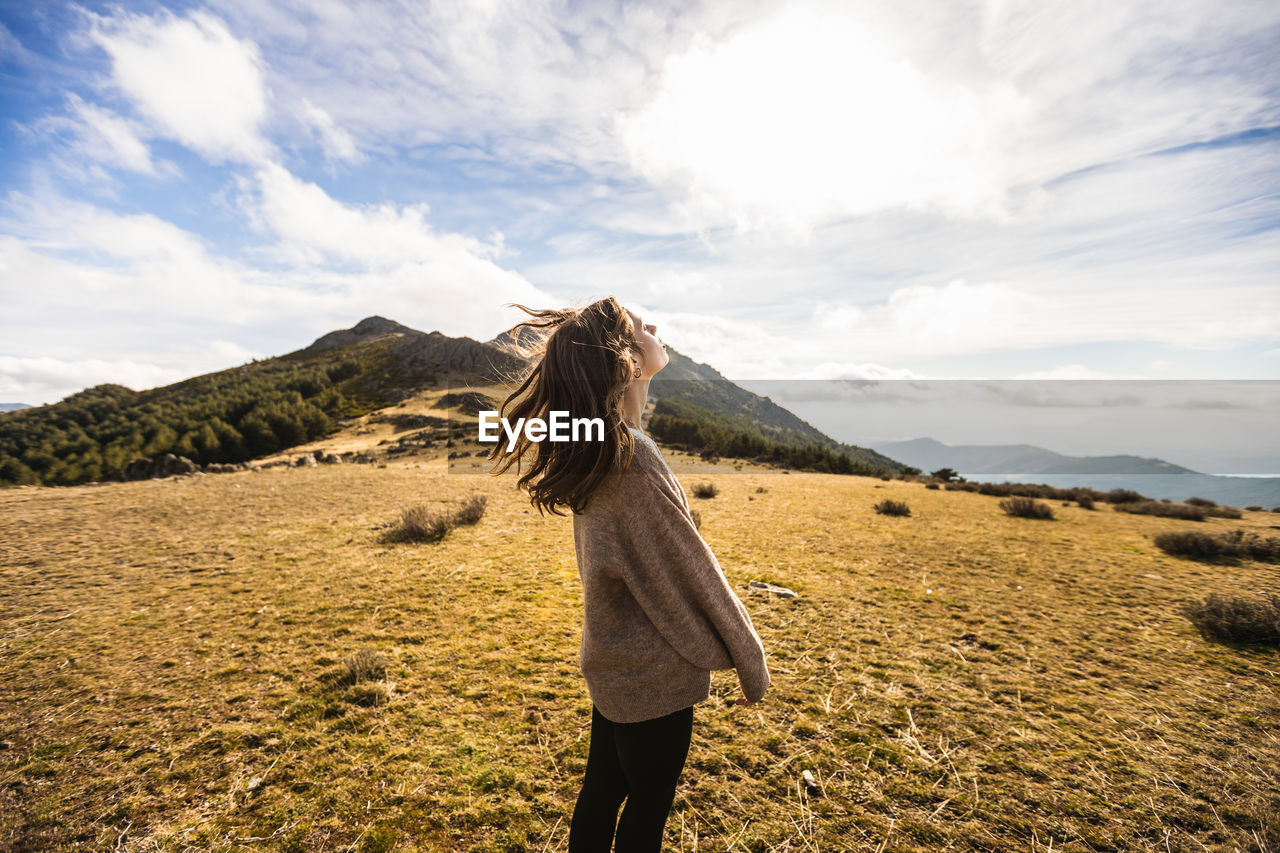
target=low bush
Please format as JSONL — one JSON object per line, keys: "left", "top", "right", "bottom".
{"left": 1185, "top": 496, "right": 1217, "bottom": 507}
{"left": 395, "top": 505, "right": 452, "bottom": 542}
{"left": 692, "top": 482, "right": 719, "bottom": 499}
{"left": 1220, "top": 529, "right": 1280, "bottom": 562}
{"left": 1153, "top": 528, "right": 1280, "bottom": 563}
{"left": 942, "top": 480, "right": 1116, "bottom": 504}
{"left": 1000, "top": 497, "right": 1054, "bottom": 519}
{"left": 1114, "top": 501, "right": 1205, "bottom": 521}
{"left": 874, "top": 499, "right": 910, "bottom": 517}
{"left": 454, "top": 494, "right": 488, "bottom": 525}
{"left": 1077, "top": 496, "right": 1095, "bottom": 510}
{"left": 925, "top": 483, "right": 940, "bottom": 490}
{"left": 1181, "top": 593, "right": 1280, "bottom": 646}
{"left": 389, "top": 495, "right": 488, "bottom": 543}
{"left": 1153, "top": 530, "right": 1230, "bottom": 560}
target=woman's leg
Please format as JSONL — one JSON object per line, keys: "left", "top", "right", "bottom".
{"left": 611, "top": 704, "right": 694, "bottom": 853}
{"left": 568, "top": 705, "right": 630, "bottom": 852}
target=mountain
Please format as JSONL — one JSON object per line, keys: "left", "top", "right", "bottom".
{"left": 646, "top": 349, "right": 902, "bottom": 471}
{"left": 869, "top": 437, "right": 1196, "bottom": 475}
{"left": 484, "top": 322, "right": 549, "bottom": 358}
{"left": 1, "top": 315, "right": 909, "bottom": 487}
{"left": 0, "top": 403, "right": 33, "bottom": 412}
{"left": 0, "top": 315, "right": 529, "bottom": 487}
{"left": 307, "top": 315, "right": 527, "bottom": 383}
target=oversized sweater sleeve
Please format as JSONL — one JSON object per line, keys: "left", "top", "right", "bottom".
{"left": 614, "top": 440, "right": 772, "bottom": 703}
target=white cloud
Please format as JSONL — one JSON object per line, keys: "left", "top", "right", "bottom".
{"left": 835, "top": 279, "right": 1052, "bottom": 356}
{"left": 63, "top": 94, "right": 161, "bottom": 176}
{"left": 635, "top": 308, "right": 794, "bottom": 377}
{"left": 804, "top": 362, "right": 927, "bottom": 380}
{"left": 299, "top": 97, "right": 361, "bottom": 163}
{"left": 977, "top": 0, "right": 1280, "bottom": 184}
{"left": 1010, "top": 364, "right": 1146, "bottom": 380}
{"left": 203, "top": 0, "right": 767, "bottom": 171}
{"left": 210, "top": 339, "right": 262, "bottom": 364}
{"left": 645, "top": 270, "right": 720, "bottom": 297}
{"left": 251, "top": 162, "right": 513, "bottom": 270}
{"left": 5, "top": 0, "right": 1277, "bottom": 400}
{"left": 0, "top": 354, "right": 188, "bottom": 401}
{"left": 814, "top": 302, "right": 863, "bottom": 332}
{"left": 616, "top": 3, "right": 1029, "bottom": 240}
{"left": 0, "top": 211, "right": 283, "bottom": 326}
{"left": 90, "top": 9, "right": 272, "bottom": 163}
{"left": 610, "top": 0, "right": 1280, "bottom": 247}
{"left": 246, "top": 163, "right": 554, "bottom": 337}
{"left": 0, "top": 164, "right": 558, "bottom": 403}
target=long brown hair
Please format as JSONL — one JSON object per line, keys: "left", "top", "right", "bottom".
{"left": 487, "top": 296, "right": 646, "bottom": 516}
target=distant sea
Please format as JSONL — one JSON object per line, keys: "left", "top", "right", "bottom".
{"left": 1204, "top": 474, "right": 1280, "bottom": 478}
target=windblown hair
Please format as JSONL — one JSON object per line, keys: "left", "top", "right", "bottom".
{"left": 488, "top": 296, "right": 648, "bottom": 516}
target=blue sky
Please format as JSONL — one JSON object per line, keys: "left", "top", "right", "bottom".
{"left": 2, "top": 0, "right": 1279, "bottom": 409}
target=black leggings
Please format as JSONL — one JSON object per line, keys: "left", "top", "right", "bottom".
{"left": 568, "top": 703, "right": 694, "bottom": 853}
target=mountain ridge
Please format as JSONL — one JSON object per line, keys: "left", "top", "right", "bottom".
{"left": 0, "top": 314, "right": 908, "bottom": 485}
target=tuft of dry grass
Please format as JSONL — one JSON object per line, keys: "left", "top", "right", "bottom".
{"left": 394, "top": 504, "right": 453, "bottom": 541}
{"left": 341, "top": 648, "right": 388, "bottom": 687}
{"left": 873, "top": 499, "right": 911, "bottom": 517}
{"left": 998, "top": 496, "right": 1055, "bottom": 519}
{"left": 387, "top": 494, "right": 488, "bottom": 543}
{"left": 692, "top": 481, "right": 719, "bottom": 499}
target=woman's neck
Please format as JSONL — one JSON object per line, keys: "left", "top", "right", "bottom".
{"left": 620, "top": 378, "right": 649, "bottom": 431}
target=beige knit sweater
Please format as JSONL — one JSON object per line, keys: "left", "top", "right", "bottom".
{"left": 571, "top": 427, "right": 771, "bottom": 723}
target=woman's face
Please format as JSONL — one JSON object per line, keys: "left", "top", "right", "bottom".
{"left": 626, "top": 308, "right": 669, "bottom": 379}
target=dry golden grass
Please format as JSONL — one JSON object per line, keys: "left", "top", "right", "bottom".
{"left": 2, "top": 434, "right": 1279, "bottom": 851}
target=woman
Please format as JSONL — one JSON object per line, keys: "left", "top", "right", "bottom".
{"left": 488, "top": 296, "right": 771, "bottom": 852}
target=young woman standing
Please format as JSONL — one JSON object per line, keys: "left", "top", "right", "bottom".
{"left": 489, "top": 296, "right": 771, "bottom": 852}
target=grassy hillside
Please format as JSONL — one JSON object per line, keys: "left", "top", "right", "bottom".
{"left": 2, "top": 424, "right": 1278, "bottom": 852}
{"left": 649, "top": 397, "right": 908, "bottom": 476}
{"left": 0, "top": 336, "right": 418, "bottom": 487}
